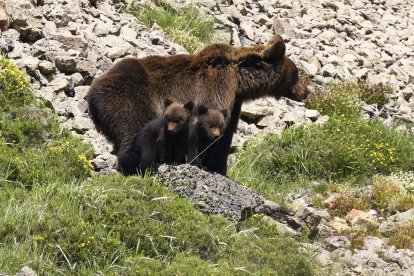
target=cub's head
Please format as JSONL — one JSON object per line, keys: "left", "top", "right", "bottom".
{"left": 196, "top": 105, "right": 228, "bottom": 139}
{"left": 263, "top": 35, "right": 310, "bottom": 101}
{"left": 163, "top": 99, "right": 194, "bottom": 134}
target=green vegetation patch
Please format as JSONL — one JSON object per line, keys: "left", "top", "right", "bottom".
{"left": 0, "top": 56, "right": 314, "bottom": 275}
{"left": 129, "top": 0, "right": 214, "bottom": 53}
{"left": 388, "top": 222, "right": 414, "bottom": 249}
{"left": 230, "top": 116, "right": 414, "bottom": 202}
{"left": 306, "top": 80, "right": 393, "bottom": 117}
{"left": 0, "top": 56, "right": 93, "bottom": 188}
{"left": 0, "top": 175, "right": 315, "bottom": 275}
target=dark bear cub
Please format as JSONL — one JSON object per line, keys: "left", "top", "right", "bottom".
{"left": 134, "top": 99, "right": 194, "bottom": 174}
{"left": 187, "top": 105, "right": 227, "bottom": 171}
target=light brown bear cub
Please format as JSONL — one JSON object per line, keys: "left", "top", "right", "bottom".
{"left": 134, "top": 99, "right": 194, "bottom": 174}
{"left": 187, "top": 105, "right": 227, "bottom": 171}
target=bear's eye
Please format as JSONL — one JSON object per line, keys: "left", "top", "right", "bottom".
{"left": 291, "top": 71, "right": 299, "bottom": 84}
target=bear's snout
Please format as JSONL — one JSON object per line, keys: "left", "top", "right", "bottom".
{"left": 293, "top": 81, "right": 311, "bottom": 101}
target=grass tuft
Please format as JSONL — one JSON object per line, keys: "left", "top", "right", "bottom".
{"left": 306, "top": 80, "right": 393, "bottom": 117}
{"left": 129, "top": 1, "right": 214, "bottom": 53}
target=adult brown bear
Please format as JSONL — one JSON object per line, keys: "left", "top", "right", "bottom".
{"left": 86, "top": 35, "right": 310, "bottom": 175}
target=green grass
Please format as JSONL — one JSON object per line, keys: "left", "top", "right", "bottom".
{"left": 128, "top": 0, "right": 214, "bottom": 53}
{"left": 0, "top": 56, "right": 93, "bottom": 189}
{"left": 0, "top": 56, "right": 315, "bottom": 274}
{"left": 306, "top": 80, "right": 393, "bottom": 117}
{"left": 229, "top": 116, "right": 414, "bottom": 203}
{"left": 0, "top": 176, "right": 315, "bottom": 275}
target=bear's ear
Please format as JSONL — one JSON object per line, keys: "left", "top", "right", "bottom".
{"left": 264, "top": 35, "right": 286, "bottom": 61}
{"left": 220, "top": 109, "right": 228, "bottom": 119}
{"left": 164, "top": 98, "right": 173, "bottom": 108}
{"left": 198, "top": 105, "right": 208, "bottom": 115}
{"left": 184, "top": 101, "right": 194, "bottom": 111}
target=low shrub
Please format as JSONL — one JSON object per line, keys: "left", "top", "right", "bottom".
{"left": 306, "top": 80, "right": 393, "bottom": 117}
{"left": 129, "top": 1, "right": 214, "bottom": 53}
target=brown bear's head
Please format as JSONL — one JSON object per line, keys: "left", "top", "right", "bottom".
{"left": 196, "top": 105, "right": 228, "bottom": 139}
{"left": 264, "top": 35, "right": 311, "bottom": 101}
{"left": 164, "top": 98, "right": 194, "bottom": 134}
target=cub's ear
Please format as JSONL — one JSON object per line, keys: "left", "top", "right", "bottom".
{"left": 264, "top": 35, "right": 286, "bottom": 61}
{"left": 184, "top": 101, "right": 194, "bottom": 111}
{"left": 197, "top": 105, "right": 208, "bottom": 115}
{"left": 220, "top": 109, "right": 228, "bottom": 119}
{"left": 164, "top": 98, "right": 173, "bottom": 108}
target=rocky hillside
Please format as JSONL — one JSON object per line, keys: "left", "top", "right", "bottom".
{"left": 1, "top": 0, "right": 414, "bottom": 275}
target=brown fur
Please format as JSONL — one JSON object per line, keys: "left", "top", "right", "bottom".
{"left": 133, "top": 99, "right": 193, "bottom": 175}
{"left": 187, "top": 105, "right": 227, "bottom": 171}
{"left": 86, "top": 35, "right": 310, "bottom": 175}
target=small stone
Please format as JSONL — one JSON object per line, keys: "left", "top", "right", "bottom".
{"left": 346, "top": 209, "right": 379, "bottom": 230}
{"left": 49, "top": 76, "right": 69, "bottom": 92}
{"left": 297, "top": 206, "right": 330, "bottom": 228}
{"left": 300, "top": 60, "right": 318, "bottom": 76}
{"left": 16, "top": 266, "right": 37, "bottom": 276}
{"left": 257, "top": 114, "right": 281, "bottom": 128}
{"left": 0, "top": 3, "right": 8, "bottom": 31}
{"left": 38, "top": 60, "right": 56, "bottom": 75}
{"left": 70, "top": 72, "right": 84, "bottom": 86}
{"left": 241, "top": 102, "right": 273, "bottom": 120}
{"left": 323, "top": 193, "right": 342, "bottom": 209}
{"left": 362, "top": 236, "right": 385, "bottom": 253}
{"left": 305, "top": 109, "right": 320, "bottom": 121}
{"left": 324, "top": 236, "right": 351, "bottom": 250}
{"left": 71, "top": 116, "right": 95, "bottom": 133}
{"left": 379, "top": 208, "right": 414, "bottom": 235}
{"left": 21, "top": 55, "right": 39, "bottom": 72}
{"left": 240, "top": 21, "right": 255, "bottom": 40}
{"left": 320, "top": 64, "right": 338, "bottom": 77}
{"left": 273, "top": 18, "right": 295, "bottom": 38}
{"left": 328, "top": 217, "right": 351, "bottom": 233}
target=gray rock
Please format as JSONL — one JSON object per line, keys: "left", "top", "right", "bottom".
{"left": 382, "top": 248, "right": 414, "bottom": 269}
{"left": 70, "top": 72, "right": 84, "bottom": 87}
{"left": 241, "top": 102, "right": 273, "bottom": 120}
{"left": 320, "top": 64, "right": 338, "bottom": 77}
{"left": 0, "top": 1, "right": 8, "bottom": 31}
{"left": 21, "top": 55, "right": 39, "bottom": 72}
{"left": 347, "top": 250, "right": 389, "bottom": 273}
{"left": 15, "top": 266, "right": 36, "bottom": 276}
{"left": 157, "top": 164, "right": 291, "bottom": 222}
{"left": 363, "top": 236, "right": 386, "bottom": 253}
{"left": 240, "top": 21, "right": 255, "bottom": 40}
{"left": 71, "top": 116, "right": 95, "bottom": 133}
{"left": 49, "top": 33, "right": 86, "bottom": 51}
{"left": 273, "top": 18, "right": 295, "bottom": 38}
{"left": 324, "top": 236, "right": 351, "bottom": 250}
{"left": 379, "top": 208, "right": 414, "bottom": 235}
{"left": 48, "top": 75, "right": 69, "bottom": 92}
{"left": 74, "top": 86, "right": 90, "bottom": 100}
{"left": 300, "top": 60, "right": 318, "bottom": 76}
{"left": 93, "top": 152, "right": 117, "bottom": 171}
{"left": 55, "top": 56, "right": 96, "bottom": 76}
{"left": 305, "top": 109, "right": 320, "bottom": 121}
{"left": 296, "top": 206, "right": 330, "bottom": 229}
{"left": 38, "top": 60, "right": 56, "bottom": 75}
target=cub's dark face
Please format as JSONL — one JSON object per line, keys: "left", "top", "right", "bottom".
{"left": 164, "top": 100, "right": 194, "bottom": 134}
{"left": 197, "top": 106, "right": 227, "bottom": 139}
